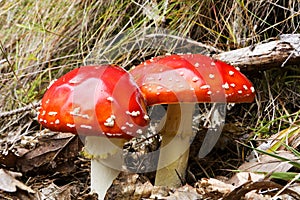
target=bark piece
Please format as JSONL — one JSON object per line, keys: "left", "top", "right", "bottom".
{"left": 213, "top": 34, "right": 300, "bottom": 71}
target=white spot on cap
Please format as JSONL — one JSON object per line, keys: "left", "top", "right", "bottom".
{"left": 179, "top": 71, "right": 184, "bottom": 76}
{"left": 126, "top": 110, "right": 140, "bottom": 117}
{"left": 55, "top": 119, "right": 60, "bottom": 124}
{"left": 222, "top": 82, "right": 230, "bottom": 90}
{"left": 207, "top": 91, "right": 212, "bottom": 95}
{"left": 190, "top": 87, "right": 195, "bottom": 91}
{"left": 80, "top": 125, "right": 92, "bottom": 130}
{"left": 70, "top": 107, "right": 80, "bottom": 115}
{"left": 67, "top": 123, "right": 75, "bottom": 128}
{"left": 48, "top": 111, "right": 58, "bottom": 116}
{"left": 238, "top": 90, "right": 243, "bottom": 94}
{"left": 209, "top": 74, "right": 215, "bottom": 79}
{"left": 104, "top": 115, "right": 116, "bottom": 127}
{"left": 136, "top": 129, "right": 143, "bottom": 134}
{"left": 243, "top": 85, "right": 248, "bottom": 90}
{"left": 230, "top": 83, "right": 236, "bottom": 88}
{"left": 250, "top": 86, "right": 255, "bottom": 93}
{"left": 106, "top": 133, "right": 113, "bottom": 136}
{"left": 43, "top": 120, "right": 47, "bottom": 123}
{"left": 211, "top": 61, "right": 216, "bottom": 66}
{"left": 200, "top": 85, "right": 210, "bottom": 89}
{"left": 156, "top": 92, "right": 160, "bottom": 95}
{"left": 47, "top": 79, "right": 57, "bottom": 89}
{"left": 157, "top": 86, "right": 163, "bottom": 90}
{"left": 70, "top": 107, "right": 89, "bottom": 119}
{"left": 126, "top": 132, "right": 133, "bottom": 135}
{"left": 126, "top": 122, "right": 134, "bottom": 128}
{"left": 165, "top": 52, "right": 171, "bottom": 56}
{"left": 168, "top": 77, "right": 173, "bottom": 81}
{"left": 107, "top": 97, "right": 114, "bottom": 102}
{"left": 121, "top": 126, "right": 126, "bottom": 130}
{"left": 192, "top": 77, "right": 199, "bottom": 82}
{"left": 235, "top": 67, "right": 240, "bottom": 71}
{"left": 69, "top": 77, "right": 81, "bottom": 84}
{"left": 194, "top": 63, "right": 200, "bottom": 67}
{"left": 39, "top": 118, "right": 44, "bottom": 122}
{"left": 45, "top": 99, "right": 50, "bottom": 104}
{"left": 41, "top": 110, "right": 46, "bottom": 116}
{"left": 144, "top": 115, "right": 150, "bottom": 120}
{"left": 229, "top": 71, "right": 234, "bottom": 76}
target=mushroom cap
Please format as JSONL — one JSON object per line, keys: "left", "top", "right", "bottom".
{"left": 130, "top": 54, "right": 255, "bottom": 105}
{"left": 38, "top": 65, "right": 149, "bottom": 139}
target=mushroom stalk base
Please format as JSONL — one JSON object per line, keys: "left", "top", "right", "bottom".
{"left": 155, "top": 103, "right": 195, "bottom": 187}
{"left": 85, "top": 136, "right": 126, "bottom": 200}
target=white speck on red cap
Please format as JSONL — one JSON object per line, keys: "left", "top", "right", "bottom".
{"left": 229, "top": 71, "right": 234, "bottom": 76}
{"left": 80, "top": 125, "right": 92, "bottom": 129}
{"left": 126, "top": 110, "right": 141, "bottom": 117}
{"left": 200, "top": 85, "right": 210, "bottom": 89}
{"left": 222, "top": 82, "right": 230, "bottom": 90}
{"left": 126, "top": 122, "right": 134, "bottom": 127}
{"left": 209, "top": 74, "right": 215, "bottom": 79}
{"left": 192, "top": 77, "right": 199, "bottom": 82}
{"left": 107, "top": 97, "right": 114, "bottom": 102}
{"left": 48, "top": 111, "right": 57, "bottom": 116}
{"left": 67, "top": 123, "right": 75, "bottom": 128}
{"left": 104, "top": 115, "right": 116, "bottom": 127}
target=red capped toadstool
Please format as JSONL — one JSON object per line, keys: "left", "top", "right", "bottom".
{"left": 38, "top": 65, "right": 149, "bottom": 199}
{"left": 130, "top": 54, "right": 255, "bottom": 187}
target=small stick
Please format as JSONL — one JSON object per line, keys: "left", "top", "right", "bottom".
{"left": 0, "top": 102, "right": 40, "bottom": 118}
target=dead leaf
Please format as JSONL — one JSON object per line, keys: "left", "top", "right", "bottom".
{"left": 16, "top": 132, "right": 82, "bottom": 174}
{"left": 195, "top": 178, "right": 234, "bottom": 199}
{"left": 0, "top": 149, "right": 18, "bottom": 168}
{"left": 228, "top": 151, "right": 298, "bottom": 187}
{"left": 197, "top": 178, "right": 235, "bottom": 194}
{"left": 165, "top": 184, "right": 203, "bottom": 200}
{"left": 223, "top": 180, "right": 300, "bottom": 200}
{"left": 0, "top": 168, "right": 35, "bottom": 193}
{"left": 105, "top": 172, "right": 153, "bottom": 200}
{"left": 267, "top": 125, "right": 300, "bottom": 152}
{"left": 290, "top": 183, "right": 300, "bottom": 195}
{"left": 39, "top": 182, "right": 79, "bottom": 200}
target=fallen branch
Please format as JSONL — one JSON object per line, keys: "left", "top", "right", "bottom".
{"left": 212, "top": 34, "right": 300, "bottom": 71}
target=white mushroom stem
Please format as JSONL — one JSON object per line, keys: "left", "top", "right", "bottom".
{"left": 155, "top": 103, "right": 195, "bottom": 187}
{"left": 85, "top": 136, "right": 126, "bottom": 200}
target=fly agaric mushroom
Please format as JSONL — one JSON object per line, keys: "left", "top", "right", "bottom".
{"left": 38, "top": 65, "right": 149, "bottom": 199}
{"left": 130, "top": 54, "right": 255, "bottom": 187}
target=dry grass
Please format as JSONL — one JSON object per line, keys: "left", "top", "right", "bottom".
{"left": 0, "top": 0, "right": 300, "bottom": 196}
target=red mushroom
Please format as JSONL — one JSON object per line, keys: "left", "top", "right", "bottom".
{"left": 130, "top": 54, "right": 255, "bottom": 187}
{"left": 38, "top": 65, "right": 149, "bottom": 199}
